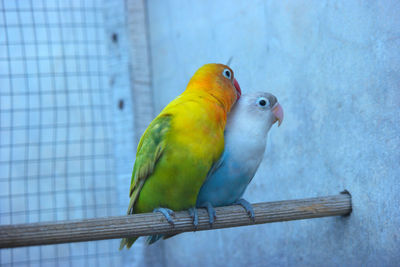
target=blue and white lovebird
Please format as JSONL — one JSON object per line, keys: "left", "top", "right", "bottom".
{"left": 196, "top": 92, "right": 284, "bottom": 223}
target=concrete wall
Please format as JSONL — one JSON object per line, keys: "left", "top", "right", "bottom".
{"left": 146, "top": 1, "right": 400, "bottom": 266}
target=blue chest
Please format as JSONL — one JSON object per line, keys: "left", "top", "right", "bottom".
{"left": 196, "top": 151, "right": 255, "bottom": 207}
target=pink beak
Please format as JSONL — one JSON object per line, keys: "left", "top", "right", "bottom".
{"left": 272, "top": 103, "right": 284, "bottom": 126}
{"left": 233, "top": 78, "right": 241, "bottom": 100}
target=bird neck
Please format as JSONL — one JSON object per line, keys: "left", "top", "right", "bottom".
{"left": 177, "top": 90, "right": 228, "bottom": 132}
{"left": 226, "top": 109, "right": 271, "bottom": 147}
{"left": 184, "top": 78, "right": 237, "bottom": 116}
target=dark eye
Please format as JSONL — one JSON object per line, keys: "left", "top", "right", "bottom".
{"left": 257, "top": 97, "right": 269, "bottom": 107}
{"left": 223, "top": 68, "right": 232, "bottom": 79}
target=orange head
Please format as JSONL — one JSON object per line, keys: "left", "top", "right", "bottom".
{"left": 185, "top": 63, "right": 241, "bottom": 113}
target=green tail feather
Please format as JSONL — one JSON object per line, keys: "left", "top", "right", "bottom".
{"left": 119, "top": 237, "right": 139, "bottom": 250}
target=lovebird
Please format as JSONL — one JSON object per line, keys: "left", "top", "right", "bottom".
{"left": 196, "top": 92, "right": 283, "bottom": 223}
{"left": 119, "top": 63, "right": 242, "bottom": 249}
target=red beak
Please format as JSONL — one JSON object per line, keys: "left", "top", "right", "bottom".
{"left": 272, "top": 103, "right": 284, "bottom": 126}
{"left": 233, "top": 78, "right": 241, "bottom": 100}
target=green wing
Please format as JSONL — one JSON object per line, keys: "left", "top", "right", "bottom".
{"left": 120, "top": 114, "right": 171, "bottom": 250}
{"left": 127, "top": 114, "right": 172, "bottom": 215}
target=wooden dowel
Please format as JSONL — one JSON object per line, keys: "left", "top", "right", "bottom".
{"left": 0, "top": 192, "right": 351, "bottom": 248}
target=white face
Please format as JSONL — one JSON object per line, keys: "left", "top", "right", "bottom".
{"left": 224, "top": 92, "right": 280, "bottom": 147}
{"left": 246, "top": 93, "right": 278, "bottom": 128}
{"left": 226, "top": 92, "right": 280, "bottom": 136}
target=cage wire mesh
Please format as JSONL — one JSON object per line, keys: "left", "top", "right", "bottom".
{"left": 0, "top": 0, "right": 137, "bottom": 266}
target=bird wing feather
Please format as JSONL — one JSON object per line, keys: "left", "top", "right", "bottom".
{"left": 127, "top": 114, "right": 172, "bottom": 214}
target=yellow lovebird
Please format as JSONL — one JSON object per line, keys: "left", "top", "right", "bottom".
{"left": 120, "top": 63, "right": 242, "bottom": 249}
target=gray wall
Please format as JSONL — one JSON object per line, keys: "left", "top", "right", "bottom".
{"left": 145, "top": 1, "right": 400, "bottom": 266}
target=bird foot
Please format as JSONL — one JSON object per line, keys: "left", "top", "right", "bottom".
{"left": 234, "top": 198, "right": 255, "bottom": 221}
{"left": 188, "top": 207, "right": 199, "bottom": 228}
{"left": 198, "top": 202, "right": 217, "bottom": 226}
{"left": 153, "top": 207, "right": 175, "bottom": 226}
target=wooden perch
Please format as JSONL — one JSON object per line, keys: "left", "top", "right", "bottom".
{"left": 0, "top": 192, "right": 351, "bottom": 248}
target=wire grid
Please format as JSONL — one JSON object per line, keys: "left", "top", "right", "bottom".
{"left": 0, "top": 0, "right": 123, "bottom": 266}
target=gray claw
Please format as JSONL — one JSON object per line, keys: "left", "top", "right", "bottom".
{"left": 188, "top": 207, "right": 199, "bottom": 228}
{"left": 153, "top": 207, "right": 175, "bottom": 226}
{"left": 200, "top": 202, "right": 217, "bottom": 225}
{"left": 235, "top": 198, "right": 255, "bottom": 221}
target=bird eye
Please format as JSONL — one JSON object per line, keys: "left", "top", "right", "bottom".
{"left": 257, "top": 97, "right": 269, "bottom": 107}
{"left": 222, "top": 68, "right": 232, "bottom": 79}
